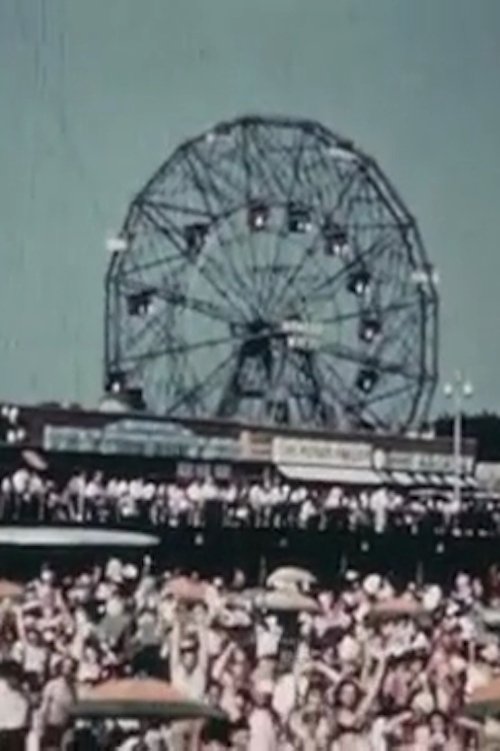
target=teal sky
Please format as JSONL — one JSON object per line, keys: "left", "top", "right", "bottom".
{"left": 1, "top": 0, "right": 499, "bottom": 416}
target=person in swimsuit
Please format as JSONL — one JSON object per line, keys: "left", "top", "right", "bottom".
{"left": 331, "top": 651, "right": 388, "bottom": 751}
{"left": 289, "top": 684, "right": 333, "bottom": 750}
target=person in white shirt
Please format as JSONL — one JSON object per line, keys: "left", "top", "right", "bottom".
{"left": 272, "top": 648, "right": 298, "bottom": 723}
{"left": 170, "top": 620, "right": 208, "bottom": 701}
{"left": 39, "top": 657, "right": 76, "bottom": 750}
{"left": 248, "top": 680, "right": 277, "bottom": 751}
{"left": 255, "top": 616, "right": 282, "bottom": 663}
{"left": 0, "top": 670, "right": 29, "bottom": 751}
{"left": 17, "top": 627, "right": 48, "bottom": 691}
{"left": 200, "top": 476, "right": 218, "bottom": 504}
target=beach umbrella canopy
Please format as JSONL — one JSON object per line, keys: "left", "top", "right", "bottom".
{"left": 71, "top": 678, "right": 227, "bottom": 722}
{"left": 257, "top": 589, "right": 320, "bottom": 614}
{"left": 367, "top": 596, "right": 427, "bottom": 625}
{"left": 22, "top": 449, "right": 48, "bottom": 472}
{"left": 267, "top": 567, "right": 317, "bottom": 591}
{"left": 0, "top": 579, "right": 24, "bottom": 601}
{"left": 465, "top": 677, "right": 500, "bottom": 719}
{"left": 481, "top": 608, "right": 500, "bottom": 631}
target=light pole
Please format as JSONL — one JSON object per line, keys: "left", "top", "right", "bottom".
{"left": 443, "top": 371, "right": 473, "bottom": 510}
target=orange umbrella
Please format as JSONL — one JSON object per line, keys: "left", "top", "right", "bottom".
{"left": 72, "top": 678, "right": 226, "bottom": 722}
{"left": 367, "top": 596, "right": 427, "bottom": 624}
{"left": 166, "top": 577, "right": 207, "bottom": 604}
{"left": 0, "top": 579, "right": 23, "bottom": 600}
{"left": 466, "top": 677, "right": 500, "bottom": 718}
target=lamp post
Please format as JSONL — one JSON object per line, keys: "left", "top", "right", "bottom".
{"left": 443, "top": 371, "right": 473, "bottom": 510}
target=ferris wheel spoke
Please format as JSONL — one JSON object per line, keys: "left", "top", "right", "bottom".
{"left": 319, "top": 342, "right": 421, "bottom": 382}
{"left": 122, "top": 334, "right": 238, "bottom": 365}
{"left": 306, "top": 232, "right": 396, "bottom": 301}
{"left": 317, "top": 299, "right": 415, "bottom": 327}
{"left": 264, "top": 133, "right": 309, "bottom": 304}
{"left": 364, "top": 164, "right": 410, "bottom": 230}
{"left": 318, "top": 357, "right": 371, "bottom": 426}
{"left": 183, "top": 149, "right": 257, "bottom": 319}
{"left": 266, "top": 228, "right": 324, "bottom": 316}
{"left": 138, "top": 202, "right": 187, "bottom": 255}
{"left": 139, "top": 200, "right": 200, "bottom": 250}
{"left": 371, "top": 306, "right": 422, "bottom": 367}
{"left": 207, "top": 155, "right": 248, "bottom": 207}
{"left": 184, "top": 149, "right": 227, "bottom": 224}
{"left": 118, "top": 253, "right": 191, "bottom": 280}
{"left": 125, "top": 320, "right": 168, "bottom": 367}
{"left": 195, "top": 262, "right": 252, "bottom": 323}
{"left": 121, "top": 283, "right": 177, "bottom": 355}
{"left": 358, "top": 383, "right": 416, "bottom": 430}
{"left": 164, "top": 347, "right": 241, "bottom": 418}
{"left": 162, "top": 289, "right": 239, "bottom": 325}
{"left": 141, "top": 200, "right": 213, "bottom": 220}
{"left": 299, "top": 142, "right": 336, "bottom": 214}
{"left": 328, "top": 162, "right": 366, "bottom": 217}
{"left": 321, "top": 355, "right": 391, "bottom": 431}
{"left": 240, "top": 123, "right": 253, "bottom": 203}
{"left": 196, "top": 252, "right": 256, "bottom": 321}
{"left": 146, "top": 190, "right": 243, "bottom": 319}
{"left": 247, "top": 127, "right": 288, "bottom": 197}
{"left": 363, "top": 381, "right": 416, "bottom": 409}
{"left": 122, "top": 276, "right": 240, "bottom": 326}
{"left": 269, "top": 235, "right": 362, "bottom": 316}
{"left": 187, "top": 146, "right": 235, "bottom": 216}
{"left": 122, "top": 322, "right": 275, "bottom": 366}
{"left": 292, "top": 351, "right": 331, "bottom": 422}
{"left": 309, "top": 136, "right": 345, "bottom": 197}
{"left": 206, "top": 230, "right": 262, "bottom": 312}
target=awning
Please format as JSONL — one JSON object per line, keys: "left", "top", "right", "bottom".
{"left": 278, "top": 464, "right": 381, "bottom": 486}
{"left": 429, "top": 473, "right": 446, "bottom": 486}
{"left": 382, "top": 471, "right": 414, "bottom": 486}
{"left": 442, "top": 474, "right": 478, "bottom": 489}
{"left": 412, "top": 473, "right": 431, "bottom": 485}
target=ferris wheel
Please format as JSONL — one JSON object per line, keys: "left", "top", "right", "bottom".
{"left": 104, "top": 116, "right": 438, "bottom": 432}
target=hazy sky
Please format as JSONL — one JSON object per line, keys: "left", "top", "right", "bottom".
{"left": 0, "top": 0, "right": 499, "bottom": 416}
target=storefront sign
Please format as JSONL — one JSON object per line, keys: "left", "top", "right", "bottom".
{"left": 272, "top": 437, "right": 372, "bottom": 468}
{"left": 43, "top": 420, "right": 240, "bottom": 461}
{"left": 239, "top": 430, "right": 273, "bottom": 462}
{"left": 373, "top": 448, "right": 474, "bottom": 475}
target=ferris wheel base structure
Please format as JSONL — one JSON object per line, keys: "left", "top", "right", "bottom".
{"left": 104, "top": 115, "right": 438, "bottom": 434}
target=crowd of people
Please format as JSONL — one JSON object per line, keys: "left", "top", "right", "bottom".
{"left": 1, "top": 556, "right": 500, "bottom": 749}
{"left": 2, "top": 462, "right": 500, "bottom": 748}
{"left": 0, "top": 466, "right": 497, "bottom": 537}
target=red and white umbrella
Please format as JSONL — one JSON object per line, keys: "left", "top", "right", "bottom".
{"left": 72, "top": 678, "right": 227, "bottom": 722}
